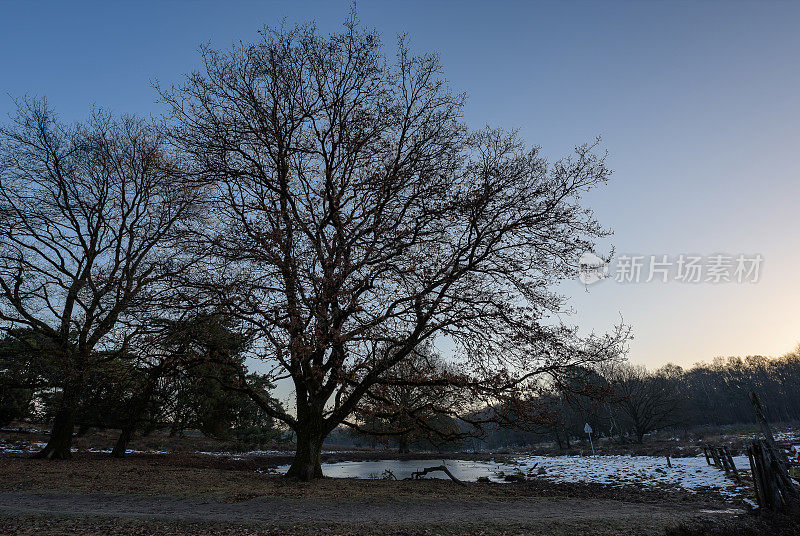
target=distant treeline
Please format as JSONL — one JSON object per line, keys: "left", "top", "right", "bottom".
{"left": 331, "top": 349, "right": 800, "bottom": 452}
{"left": 464, "top": 349, "right": 800, "bottom": 450}
{"left": 681, "top": 353, "right": 800, "bottom": 425}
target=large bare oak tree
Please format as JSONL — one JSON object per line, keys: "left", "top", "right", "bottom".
{"left": 161, "top": 20, "right": 625, "bottom": 480}
{"left": 0, "top": 99, "right": 198, "bottom": 458}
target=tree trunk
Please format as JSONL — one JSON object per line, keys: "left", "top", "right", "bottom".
{"left": 142, "top": 420, "right": 157, "bottom": 437}
{"left": 398, "top": 433, "right": 410, "bottom": 454}
{"left": 112, "top": 382, "right": 155, "bottom": 459}
{"left": 286, "top": 428, "right": 324, "bottom": 481}
{"left": 111, "top": 426, "right": 134, "bottom": 458}
{"left": 32, "top": 405, "right": 75, "bottom": 459}
{"left": 286, "top": 408, "right": 327, "bottom": 481}
{"left": 34, "top": 357, "right": 85, "bottom": 460}
{"left": 169, "top": 415, "right": 185, "bottom": 437}
{"left": 553, "top": 431, "right": 563, "bottom": 449}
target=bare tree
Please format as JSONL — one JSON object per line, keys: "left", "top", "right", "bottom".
{"left": 0, "top": 99, "right": 198, "bottom": 458}
{"left": 160, "top": 18, "right": 626, "bottom": 480}
{"left": 607, "top": 363, "right": 684, "bottom": 443}
{"left": 349, "top": 344, "right": 468, "bottom": 453}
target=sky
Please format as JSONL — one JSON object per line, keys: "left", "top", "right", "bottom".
{"left": 1, "top": 0, "right": 799, "bottom": 373}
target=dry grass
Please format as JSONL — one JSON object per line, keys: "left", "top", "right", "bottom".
{"left": 0, "top": 514, "right": 692, "bottom": 536}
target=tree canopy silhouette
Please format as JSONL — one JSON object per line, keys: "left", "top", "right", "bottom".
{"left": 0, "top": 100, "right": 200, "bottom": 458}
{"left": 159, "top": 18, "right": 626, "bottom": 480}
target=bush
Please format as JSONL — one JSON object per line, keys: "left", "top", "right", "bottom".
{"left": 0, "top": 385, "right": 32, "bottom": 428}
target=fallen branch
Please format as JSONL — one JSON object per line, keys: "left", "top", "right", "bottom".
{"left": 408, "top": 463, "right": 465, "bottom": 486}
{"left": 382, "top": 469, "right": 397, "bottom": 480}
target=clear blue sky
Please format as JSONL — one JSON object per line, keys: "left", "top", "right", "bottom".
{"left": 2, "top": 0, "right": 799, "bottom": 371}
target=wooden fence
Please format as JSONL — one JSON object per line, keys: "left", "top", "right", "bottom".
{"left": 701, "top": 391, "right": 800, "bottom": 512}
{"left": 745, "top": 391, "right": 800, "bottom": 512}
{"left": 702, "top": 445, "right": 740, "bottom": 482}
{"left": 747, "top": 439, "right": 800, "bottom": 511}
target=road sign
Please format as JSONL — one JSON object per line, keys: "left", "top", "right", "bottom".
{"left": 584, "top": 423, "right": 593, "bottom": 434}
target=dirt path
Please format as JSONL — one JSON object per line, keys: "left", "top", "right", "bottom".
{"left": 0, "top": 491, "right": 737, "bottom": 525}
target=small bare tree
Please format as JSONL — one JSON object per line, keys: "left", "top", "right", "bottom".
{"left": 161, "top": 19, "right": 626, "bottom": 480}
{"left": 349, "top": 344, "right": 468, "bottom": 453}
{"left": 607, "top": 363, "right": 685, "bottom": 443}
{"left": 0, "top": 99, "right": 198, "bottom": 458}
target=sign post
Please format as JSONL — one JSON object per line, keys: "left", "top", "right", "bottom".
{"left": 584, "top": 423, "right": 595, "bottom": 456}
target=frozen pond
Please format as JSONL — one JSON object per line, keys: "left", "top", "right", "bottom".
{"left": 276, "top": 458, "right": 513, "bottom": 482}
{"left": 276, "top": 454, "right": 752, "bottom": 499}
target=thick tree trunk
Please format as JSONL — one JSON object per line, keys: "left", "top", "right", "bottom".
{"left": 34, "top": 356, "right": 85, "bottom": 460}
{"left": 32, "top": 405, "right": 75, "bottom": 459}
{"left": 286, "top": 409, "right": 327, "bottom": 481}
{"left": 286, "top": 430, "right": 324, "bottom": 481}
{"left": 112, "top": 427, "right": 134, "bottom": 458}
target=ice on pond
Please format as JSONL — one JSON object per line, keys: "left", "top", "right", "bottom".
{"left": 276, "top": 454, "right": 751, "bottom": 499}
{"left": 277, "top": 459, "right": 511, "bottom": 482}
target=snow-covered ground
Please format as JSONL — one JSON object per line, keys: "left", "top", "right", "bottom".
{"left": 775, "top": 430, "right": 800, "bottom": 442}
{"left": 0, "top": 439, "right": 167, "bottom": 455}
{"left": 507, "top": 454, "right": 751, "bottom": 498}
{"left": 197, "top": 447, "right": 370, "bottom": 459}
{"left": 196, "top": 449, "right": 293, "bottom": 458}
{"left": 0, "top": 439, "right": 47, "bottom": 454}
{"left": 84, "top": 447, "right": 170, "bottom": 455}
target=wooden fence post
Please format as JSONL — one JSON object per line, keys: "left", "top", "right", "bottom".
{"left": 748, "top": 391, "right": 800, "bottom": 510}
{"left": 724, "top": 448, "right": 740, "bottom": 482}
{"left": 748, "top": 445, "right": 764, "bottom": 507}
{"left": 718, "top": 448, "right": 731, "bottom": 474}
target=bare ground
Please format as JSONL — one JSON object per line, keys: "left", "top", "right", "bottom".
{"left": 0, "top": 493, "right": 747, "bottom": 536}
{"left": 0, "top": 490, "right": 721, "bottom": 524}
